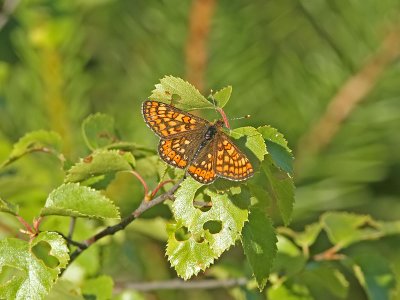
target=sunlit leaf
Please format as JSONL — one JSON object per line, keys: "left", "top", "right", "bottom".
{"left": 41, "top": 183, "right": 120, "bottom": 219}
{"left": 0, "top": 232, "right": 69, "bottom": 300}
{"left": 149, "top": 76, "right": 212, "bottom": 110}
{"left": 230, "top": 126, "right": 267, "bottom": 161}
{"left": 82, "top": 113, "right": 117, "bottom": 150}
{"left": 1, "top": 130, "right": 62, "bottom": 168}
{"left": 293, "top": 222, "right": 323, "bottom": 249}
{"left": 0, "top": 197, "right": 18, "bottom": 216}
{"left": 242, "top": 207, "right": 277, "bottom": 290}
{"left": 81, "top": 275, "right": 113, "bottom": 300}
{"left": 65, "top": 150, "right": 134, "bottom": 183}
{"left": 213, "top": 86, "right": 232, "bottom": 108}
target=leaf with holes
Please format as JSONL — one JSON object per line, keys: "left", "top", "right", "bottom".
{"left": 213, "top": 86, "right": 232, "bottom": 108}
{"left": 82, "top": 113, "right": 118, "bottom": 150}
{"left": 261, "top": 156, "right": 295, "bottom": 226}
{"left": 149, "top": 76, "right": 212, "bottom": 110}
{"left": 0, "top": 232, "right": 69, "bottom": 300}
{"left": 0, "top": 197, "right": 18, "bottom": 215}
{"left": 1, "top": 130, "right": 62, "bottom": 168}
{"left": 41, "top": 183, "right": 120, "bottom": 219}
{"left": 65, "top": 150, "right": 134, "bottom": 183}
{"left": 167, "top": 178, "right": 249, "bottom": 279}
{"left": 242, "top": 207, "right": 277, "bottom": 290}
{"left": 230, "top": 126, "right": 267, "bottom": 161}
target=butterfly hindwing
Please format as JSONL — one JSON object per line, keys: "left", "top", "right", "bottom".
{"left": 187, "top": 140, "right": 217, "bottom": 184}
{"left": 142, "top": 100, "right": 207, "bottom": 138}
{"left": 215, "top": 133, "right": 254, "bottom": 181}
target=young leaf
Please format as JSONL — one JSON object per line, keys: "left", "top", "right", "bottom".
{"left": 1, "top": 130, "right": 62, "bottom": 168}
{"left": 0, "top": 197, "right": 18, "bottom": 215}
{"left": 213, "top": 86, "right": 232, "bottom": 108}
{"left": 65, "top": 150, "right": 134, "bottom": 183}
{"left": 321, "top": 212, "right": 381, "bottom": 248}
{"left": 81, "top": 275, "right": 114, "bottom": 300}
{"left": 0, "top": 232, "right": 69, "bottom": 300}
{"left": 149, "top": 76, "right": 213, "bottom": 110}
{"left": 257, "top": 125, "right": 291, "bottom": 153}
{"left": 293, "top": 222, "right": 323, "bottom": 249}
{"left": 82, "top": 113, "right": 117, "bottom": 150}
{"left": 41, "top": 183, "right": 120, "bottom": 219}
{"left": 262, "top": 157, "right": 295, "bottom": 226}
{"left": 230, "top": 126, "right": 267, "bottom": 161}
{"left": 241, "top": 207, "right": 277, "bottom": 290}
{"left": 167, "top": 178, "right": 249, "bottom": 279}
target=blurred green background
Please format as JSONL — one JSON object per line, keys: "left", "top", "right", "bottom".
{"left": 0, "top": 0, "right": 400, "bottom": 299}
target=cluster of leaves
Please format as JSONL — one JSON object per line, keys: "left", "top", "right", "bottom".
{"left": 0, "top": 76, "right": 294, "bottom": 298}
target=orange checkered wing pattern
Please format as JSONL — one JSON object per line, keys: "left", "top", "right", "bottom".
{"left": 142, "top": 100, "right": 207, "bottom": 138}
{"left": 187, "top": 143, "right": 217, "bottom": 184}
{"left": 214, "top": 133, "right": 254, "bottom": 181}
{"left": 158, "top": 133, "right": 204, "bottom": 169}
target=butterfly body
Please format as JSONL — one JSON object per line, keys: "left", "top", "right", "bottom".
{"left": 142, "top": 100, "right": 254, "bottom": 184}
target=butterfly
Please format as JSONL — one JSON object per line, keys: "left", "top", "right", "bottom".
{"left": 142, "top": 100, "right": 254, "bottom": 184}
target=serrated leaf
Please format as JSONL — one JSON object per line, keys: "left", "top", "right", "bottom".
{"left": 65, "top": 150, "right": 134, "bottom": 183}
{"left": 81, "top": 275, "right": 113, "bottom": 300}
{"left": 149, "top": 76, "right": 213, "bottom": 110}
{"left": 230, "top": 126, "right": 267, "bottom": 161}
{"left": 166, "top": 222, "right": 216, "bottom": 280}
{"left": 0, "top": 197, "right": 18, "bottom": 215}
{"left": 258, "top": 125, "right": 293, "bottom": 174}
{"left": 82, "top": 113, "right": 117, "bottom": 150}
{"left": 262, "top": 157, "right": 295, "bottom": 225}
{"left": 242, "top": 207, "right": 277, "bottom": 290}
{"left": 167, "top": 177, "right": 249, "bottom": 279}
{"left": 0, "top": 232, "right": 69, "bottom": 300}
{"left": 1, "top": 130, "right": 62, "bottom": 168}
{"left": 41, "top": 183, "right": 120, "bottom": 219}
{"left": 213, "top": 86, "right": 232, "bottom": 108}
{"left": 321, "top": 212, "right": 382, "bottom": 248}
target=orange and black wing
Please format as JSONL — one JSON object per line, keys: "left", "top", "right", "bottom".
{"left": 187, "top": 142, "right": 218, "bottom": 184}
{"left": 142, "top": 100, "right": 207, "bottom": 139}
{"left": 214, "top": 133, "right": 254, "bottom": 181}
{"left": 158, "top": 132, "right": 204, "bottom": 170}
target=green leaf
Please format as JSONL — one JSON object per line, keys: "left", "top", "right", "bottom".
{"left": 293, "top": 222, "right": 323, "bottom": 249}
{"left": 258, "top": 125, "right": 293, "bottom": 174}
{"left": 241, "top": 207, "right": 277, "bottom": 290}
{"left": 41, "top": 183, "right": 120, "bottom": 219}
{"left": 46, "top": 279, "right": 84, "bottom": 300}
{"left": 301, "top": 264, "right": 349, "bottom": 299}
{"left": 347, "top": 254, "right": 396, "bottom": 300}
{"left": 0, "top": 197, "right": 18, "bottom": 215}
{"left": 321, "top": 212, "right": 382, "bottom": 248}
{"left": 167, "top": 177, "right": 249, "bottom": 279}
{"left": 1, "top": 130, "right": 62, "bottom": 168}
{"left": 65, "top": 150, "right": 134, "bottom": 183}
{"left": 82, "top": 113, "right": 118, "bottom": 150}
{"left": 213, "top": 86, "right": 232, "bottom": 108}
{"left": 268, "top": 282, "right": 313, "bottom": 300}
{"left": 261, "top": 157, "right": 295, "bottom": 225}
{"left": 230, "top": 126, "right": 267, "bottom": 161}
{"left": 0, "top": 232, "right": 69, "bottom": 300}
{"left": 272, "top": 235, "right": 306, "bottom": 278}
{"left": 149, "top": 76, "right": 213, "bottom": 110}
{"left": 81, "top": 275, "right": 114, "bottom": 300}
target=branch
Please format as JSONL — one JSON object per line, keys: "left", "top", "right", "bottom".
{"left": 0, "top": 0, "right": 20, "bottom": 31}
{"left": 114, "top": 277, "right": 249, "bottom": 292}
{"left": 64, "top": 179, "right": 183, "bottom": 269}
{"left": 185, "top": 0, "right": 216, "bottom": 92}
{"left": 295, "top": 27, "right": 400, "bottom": 170}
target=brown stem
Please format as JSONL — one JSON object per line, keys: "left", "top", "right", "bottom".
{"left": 295, "top": 27, "right": 400, "bottom": 170}
{"left": 185, "top": 0, "right": 216, "bottom": 92}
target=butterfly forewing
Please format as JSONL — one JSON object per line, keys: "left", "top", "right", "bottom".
{"left": 142, "top": 100, "right": 207, "bottom": 138}
{"left": 215, "top": 133, "right": 254, "bottom": 181}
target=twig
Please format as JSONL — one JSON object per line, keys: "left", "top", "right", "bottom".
{"left": 115, "top": 277, "right": 249, "bottom": 292}
{"left": 129, "top": 170, "right": 149, "bottom": 199}
{"left": 64, "top": 179, "right": 183, "bottom": 270}
{"left": 313, "top": 244, "right": 345, "bottom": 261}
{"left": 56, "top": 232, "right": 87, "bottom": 250}
{"left": 295, "top": 27, "right": 400, "bottom": 169}
{"left": 0, "top": 0, "right": 20, "bottom": 31}
{"left": 185, "top": 0, "right": 216, "bottom": 92}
